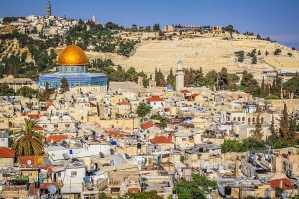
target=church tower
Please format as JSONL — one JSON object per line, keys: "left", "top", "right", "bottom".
{"left": 46, "top": 1, "right": 51, "bottom": 18}
{"left": 176, "top": 60, "right": 185, "bottom": 91}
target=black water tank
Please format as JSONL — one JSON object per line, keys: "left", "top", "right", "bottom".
{"left": 224, "top": 186, "right": 231, "bottom": 195}
{"left": 199, "top": 148, "right": 204, "bottom": 152}
{"left": 137, "top": 143, "right": 142, "bottom": 149}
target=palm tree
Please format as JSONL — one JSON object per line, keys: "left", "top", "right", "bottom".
{"left": 11, "top": 119, "right": 44, "bottom": 156}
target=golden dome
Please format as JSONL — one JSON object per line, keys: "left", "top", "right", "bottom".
{"left": 57, "top": 45, "right": 88, "bottom": 66}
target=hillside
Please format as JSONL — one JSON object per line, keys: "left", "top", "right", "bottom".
{"left": 86, "top": 35, "right": 299, "bottom": 76}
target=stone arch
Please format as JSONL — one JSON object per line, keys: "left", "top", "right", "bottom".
{"left": 248, "top": 118, "right": 251, "bottom": 124}
{"left": 238, "top": 117, "right": 241, "bottom": 122}
{"left": 242, "top": 117, "right": 245, "bottom": 122}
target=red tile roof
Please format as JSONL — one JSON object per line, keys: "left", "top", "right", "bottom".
{"left": 164, "top": 108, "right": 170, "bottom": 111}
{"left": 105, "top": 130, "right": 121, "bottom": 135}
{"left": 46, "top": 135, "right": 68, "bottom": 142}
{"left": 128, "top": 188, "right": 140, "bottom": 193}
{"left": 150, "top": 136, "right": 173, "bottom": 144}
{"left": 140, "top": 121, "right": 154, "bottom": 130}
{"left": 146, "top": 96, "right": 164, "bottom": 102}
{"left": 117, "top": 101, "right": 130, "bottom": 105}
{"left": 0, "top": 147, "right": 15, "bottom": 158}
{"left": 28, "top": 114, "right": 40, "bottom": 119}
{"left": 46, "top": 102, "right": 55, "bottom": 108}
{"left": 181, "top": 89, "right": 190, "bottom": 93}
{"left": 191, "top": 93, "right": 199, "bottom": 97}
{"left": 267, "top": 178, "right": 295, "bottom": 190}
{"left": 34, "top": 125, "right": 44, "bottom": 131}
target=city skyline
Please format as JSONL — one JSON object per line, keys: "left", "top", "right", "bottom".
{"left": 1, "top": 0, "right": 299, "bottom": 48}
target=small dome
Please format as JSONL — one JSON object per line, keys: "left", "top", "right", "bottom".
{"left": 177, "top": 60, "right": 183, "bottom": 65}
{"left": 51, "top": 116, "right": 59, "bottom": 121}
{"left": 57, "top": 45, "right": 88, "bottom": 66}
{"left": 166, "top": 84, "right": 173, "bottom": 89}
{"left": 62, "top": 115, "right": 71, "bottom": 120}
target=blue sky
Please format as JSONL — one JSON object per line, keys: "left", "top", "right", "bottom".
{"left": 1, "top": 0, "right": 299, "bottom": 48}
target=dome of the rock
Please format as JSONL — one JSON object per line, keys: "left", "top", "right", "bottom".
{"left": 57, "top": 45, "right": 89, "bottom": 66}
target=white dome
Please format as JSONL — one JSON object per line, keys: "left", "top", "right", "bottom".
{"left": 40, "top": 116, "right": 48, "bottom": 121}
{"left": 51, "top": 116, "right": 59, "bottom": 121}
{"left": 62, "top": 115, "right": 71, "bottom": 120}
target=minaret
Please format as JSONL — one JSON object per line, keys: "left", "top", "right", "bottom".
{"left": 92, "top": 15, "right": 96, "bottom": 22}
{"left": 46, "top": 1, "right": 51, "bottom": 18}
{"left": 176, "top": 60, "right": 185, "bottom": 91}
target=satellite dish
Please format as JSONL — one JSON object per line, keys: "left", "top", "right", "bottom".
{"left": 47, "top": 184, "right": 57, "bottom": 195}
{"left": 27, "top": 160, "right": 32, "bottom": 165}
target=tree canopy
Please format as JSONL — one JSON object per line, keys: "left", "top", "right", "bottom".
{"left": 136, "top": 102, "right": 151, "bottom": 120}
{"left": 174, "top": 174, "right": 217, "bottom": 199}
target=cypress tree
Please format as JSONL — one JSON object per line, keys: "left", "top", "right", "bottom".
{"left": 289, "top": 118, "right": 297, "bottom": 143}
{"left": 279, "top": 103, "right": 289, "bottom": 139}
{"left": 44, "top": 82, "right": 50, "bottom": 100}
{"left": 260, "top": 76, "right": 266, "bottom": 98}
{"left": 253, "top": 113, "right": 264, "bottom": 139}
{"left": 60, "top": 77, "right": 70, "bottom": 94}
{"left": 269, "top": 114, "right": 278, "bottom": 142}
{"left": 198, "top": 67, "right": 204, "bottom": 82}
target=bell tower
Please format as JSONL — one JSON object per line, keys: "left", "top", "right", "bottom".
{"left": 46, "top": 1, "right": 51, "bottom": 18}
{"left": 176, "top": 60, "right": 185, "bottom": 91}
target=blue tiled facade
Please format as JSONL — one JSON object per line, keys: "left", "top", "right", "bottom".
{"left": 39, "top": 65, "right": 108, "bottom": 90}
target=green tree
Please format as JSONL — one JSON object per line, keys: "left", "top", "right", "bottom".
{"left": 268, "top": 114, "right": 279, "bottom": 143}
{"left": 11, "top": 119, "right": 44, "bottom": 156}
{"left": 174, "top": 174, "right": 217, "bottom": 199}
{"left": 265, "top": 51, "right": 269, "bottom": 56}
{"left": 136, "top": 102, "right": 151, "bottom": 121}
{"left": 251, "top": 55, "right": 257, "bottom": 64}
{"left": 240, "top": 70, "right": 259, "bottom": 95}
{"left": 150, "top": 114, "right": 167, "bottom": 128}
{"left": 279, "top": 103, "right": 289, "bottom": 139}
{"left": 0, "top": 84, "right": 15, "bottom": 96}
{"left": 16, "top": 86, "right": 38, "bottom": 99}
{"left": 60, "top": 77, "right": 70, "bottom": 94}
{"left": 253, "top": 114, "right": 263, "bottom": 139}
{"left": 118, "top": 190, "right": 163, "bottom": 199}
{"left": 153, "top": 24, "right": 160, "bottom": 31}
{"left": 44, "top": 82, "right": 50, "bottom": 101}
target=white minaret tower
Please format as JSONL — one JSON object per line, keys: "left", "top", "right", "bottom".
{"left": 46, "top": 1, "right": 51, "bottom": 18}
{"left": 176, "top": 60, "right": 185, "bottom": 91}
{"left": 92, "top": 15, "right": 96, "bottom": 22}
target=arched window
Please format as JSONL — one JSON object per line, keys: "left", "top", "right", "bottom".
{"left": 242, "top": 117, "right": 245, "bottom": 121}
{"left": 248, "top": 118, "right": 251, "bottom": 124}
{"left": 252, "top": 117, "right": 255, "bottom": 124}
{"left": 233, "top": 117, "right": 236, "bottom": 121}
{"left": 261, "top": 117, "right": 264, "bottom": 124}
{"left": 238, "top": 117, "right": 241, "bottom": 121}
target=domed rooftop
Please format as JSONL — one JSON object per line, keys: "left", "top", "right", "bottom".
{"left": 57, "top": 45, "right": 88, "bottom": 66}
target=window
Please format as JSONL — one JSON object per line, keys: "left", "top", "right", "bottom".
{"left": 54, "top": 125, "right": 58, "bottom": 128}
{"left": 71, "top": 171, "right": 77, "bottom": 177}
{"left": 43, "top": 125, "right": 47, "bottom": 128}
{"left": 238, "top": 117, "right": 240, "bottom": 121}
{"left": 58, "top": 173, "right": 61, "bottom": 177}
{"left": 65, "top": 124, "right": 70, "bottom": 127}
{"left": 182, "top": 138, "right": 186, "bottom": 141}
{"left": 242, "top": 117, "right": 245, "bottom": 121}
{"left": 81, "top": 116, "right": 84, "bottom": 120}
